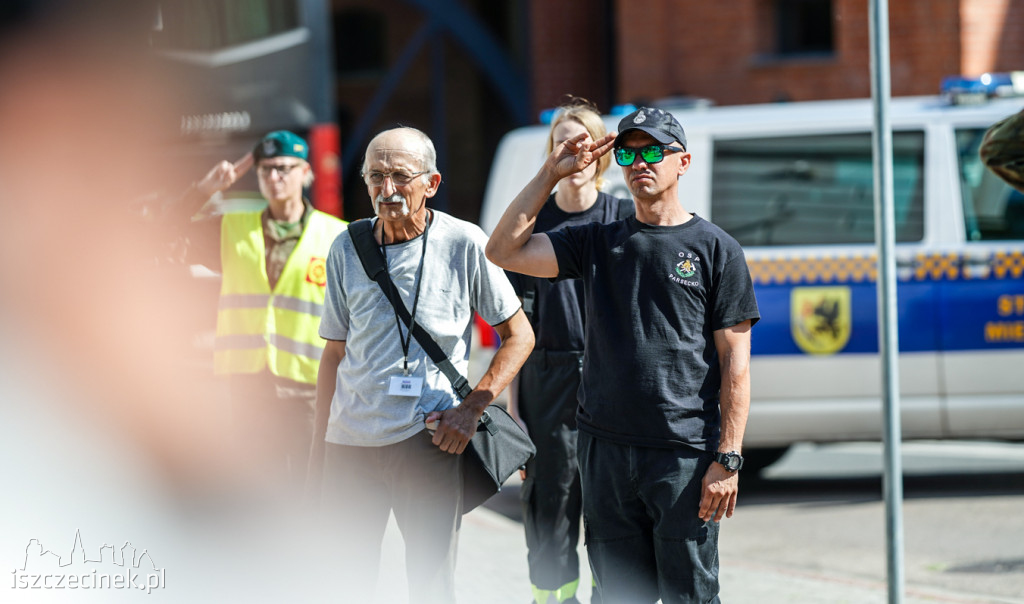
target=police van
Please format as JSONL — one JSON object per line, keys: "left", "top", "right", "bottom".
{"left": 480, "top": 81, "right": 1024, "bottom": 471}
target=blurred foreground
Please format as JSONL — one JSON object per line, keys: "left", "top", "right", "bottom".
{"left": 0, "top": 3, "right": 342, "bottom": 601}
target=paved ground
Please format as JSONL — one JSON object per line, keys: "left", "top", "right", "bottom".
{"left": 366, "top": 457, "right": 1024, "bottom": 604}
{"left": 369, "top": 473, "right": 1023, "bottom": 604}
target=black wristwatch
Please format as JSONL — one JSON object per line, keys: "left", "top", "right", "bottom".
{"left": 714, "top": 451, "right": 744, "bottom": 472}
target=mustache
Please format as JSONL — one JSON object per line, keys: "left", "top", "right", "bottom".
{"left": 375, "top": 193, "right": 406, "bottom": 204}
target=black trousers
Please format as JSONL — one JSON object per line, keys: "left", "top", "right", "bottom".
{"left": 519, "top": 349, "right": 587, "bottom": 598}
{"left": 578, "top": 432, "right": 720, "bottom": 604}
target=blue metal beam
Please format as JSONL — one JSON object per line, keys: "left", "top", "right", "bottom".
{"left": 341, "top": 20, "right": 435, "bottom": 178}
{"left": 403, "top": 0, "right": 530, "bottom": 125}
{"left": 341, "top": 1, "right": 530, "bottom": 203}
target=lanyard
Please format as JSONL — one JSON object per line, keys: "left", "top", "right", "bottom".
{"left": 380, "top": 214, "right": 430, "bottom": 375}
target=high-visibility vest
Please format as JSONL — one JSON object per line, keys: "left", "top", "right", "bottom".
{"left": 214, "top": 209, "right": 346, "bottom": 383}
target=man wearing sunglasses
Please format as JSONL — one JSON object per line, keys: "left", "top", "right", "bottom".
{"left": 487, "top": 107, "right": 759, "bottom": 603}
{"left": 169, "top": 130, "right": 347, "bottom": 499}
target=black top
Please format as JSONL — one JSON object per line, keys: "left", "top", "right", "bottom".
{"left": 506, "top": 192, "right": 632, "bottom": 351}
{"left": 547, "top": 214, "right": 760, "bottom": 451}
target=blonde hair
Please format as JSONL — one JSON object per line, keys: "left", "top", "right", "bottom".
{"left": 545, "top": 96, "right": 610, "bottom": 190}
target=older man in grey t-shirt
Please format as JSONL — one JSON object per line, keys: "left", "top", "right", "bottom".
{"left": 309, "top": 127, "right": 533, "bottom": 604}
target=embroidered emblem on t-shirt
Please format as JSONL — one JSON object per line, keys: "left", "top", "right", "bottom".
{"left": 670, "top": 252, "right": 701, "bottom": 287}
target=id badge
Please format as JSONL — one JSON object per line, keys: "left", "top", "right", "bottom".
{"left": 388, "top": 375, "right": 423, "bottom": 397}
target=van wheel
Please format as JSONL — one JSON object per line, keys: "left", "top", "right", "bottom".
{"left": 742, "top": 447, "right": 790, "bottom": 476}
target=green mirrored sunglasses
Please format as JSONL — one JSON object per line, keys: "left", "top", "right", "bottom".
{"left": 613, "top": 144, "right": 684, "bottom": 166}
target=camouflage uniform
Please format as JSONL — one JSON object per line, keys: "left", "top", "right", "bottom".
{"left": 262, "top": 200, "right": 313, "bottom": 288}
{"left": 980, "top": 108, "right": 1024, "bottom": 193}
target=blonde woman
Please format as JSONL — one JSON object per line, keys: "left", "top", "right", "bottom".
{"left": 506, "top": 97, "right": 632, "bottom": 604}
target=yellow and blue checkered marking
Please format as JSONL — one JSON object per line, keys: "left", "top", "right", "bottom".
{"left": 993, "top": 250, "right": 1024, "bottom": 279}
{"left": 748, "top": 250, "right": 1024, "bottom": 285}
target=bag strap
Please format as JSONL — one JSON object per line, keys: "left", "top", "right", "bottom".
{"left": 348, "top": 219, "right": 474, "bottom": 400}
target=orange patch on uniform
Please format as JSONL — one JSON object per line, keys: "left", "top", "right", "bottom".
{"left": 306, "top": 257, "right": 327, "bottom": 286}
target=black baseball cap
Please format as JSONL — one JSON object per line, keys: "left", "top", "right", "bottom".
{"left": 613, "top": 107, "right": 687, "bottom": 150}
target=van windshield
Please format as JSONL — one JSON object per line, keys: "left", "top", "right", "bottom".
{"left": 956, "top": 128, "right": 1024, "bottom": 242}
{"left": 711, "top": 131, "right": 925, "bottom": 246}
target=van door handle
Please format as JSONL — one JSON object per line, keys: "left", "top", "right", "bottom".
{"left": 961, "top": 253, "right": 992, "bottom": 278}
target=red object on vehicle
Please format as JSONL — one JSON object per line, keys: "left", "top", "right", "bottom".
{"left": 308, "top": 123, "right": 343, "bottom": 219}
{"left": 475, "top": 313, "right": 499, "bottom": 348}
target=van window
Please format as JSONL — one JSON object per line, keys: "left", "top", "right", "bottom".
{"left": 956, "top": 128, "right": 1024, "bottom": 241}
{"left": 711, "top": 132, "right": 925, "bottom": 246}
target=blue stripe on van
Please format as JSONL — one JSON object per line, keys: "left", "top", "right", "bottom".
{"left": 749, "top": 251, "right": 1024, "bottom": 356}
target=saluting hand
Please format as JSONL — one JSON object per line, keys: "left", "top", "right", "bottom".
{"left": 548, "top": 132, "right": 616, "bottom": 180}
{"left": 196, "top": 152, "right": 253, "bottom": 198}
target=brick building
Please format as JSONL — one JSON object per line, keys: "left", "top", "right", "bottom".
{"left": 331, "top": 0, "right": 1024, "bottom": 221}
{"left": 528, "top": 0, "right": 1024, "bottom": 110}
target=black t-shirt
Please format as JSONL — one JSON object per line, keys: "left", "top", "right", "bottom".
{"left": 547, "top": 214, "right": 760, "bottom": 451}
{"left": 506, "top": 192, "right": 632, "bottom": 351}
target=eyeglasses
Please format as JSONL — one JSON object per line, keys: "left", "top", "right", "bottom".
{"left": 612, "top": 144, "right": 685, "bottom": 167}
{"left": 257, "top": 163, "right": 302, "bottom": 177}
{"left": 362, "top": 170, "right": 429, "bottom": 187}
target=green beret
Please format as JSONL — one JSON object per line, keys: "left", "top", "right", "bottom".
{"left": 253, "top": 130, "right": 309, "bottom": 161}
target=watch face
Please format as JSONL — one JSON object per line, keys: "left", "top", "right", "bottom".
{"left": 718, "top": 452, "right": 743, "bottom": 471}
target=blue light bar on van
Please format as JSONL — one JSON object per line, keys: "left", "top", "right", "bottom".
{"left": 610, "top": 104, "right": 637, "bottom": 116}
{"left": 941, "top": 72, "right": 1024, "bottom": 105}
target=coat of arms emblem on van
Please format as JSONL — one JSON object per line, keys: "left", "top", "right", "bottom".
{"left": 791, "top": 286, "right": 851, "bottom": 355}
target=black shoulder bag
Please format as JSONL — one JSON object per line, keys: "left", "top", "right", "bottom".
{"left": 347, "top": 218, "right": 536, "bottom": 513}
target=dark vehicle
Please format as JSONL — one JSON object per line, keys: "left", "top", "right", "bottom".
{"left": 149, "top": 0, "right": 342, "bottom": 216}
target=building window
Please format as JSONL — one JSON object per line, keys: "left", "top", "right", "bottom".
{"left": 775, "top": 0, "right": 834, "bottom": 56}
{"left": 334, "top": 9, "right": 386, "bottom": 77}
